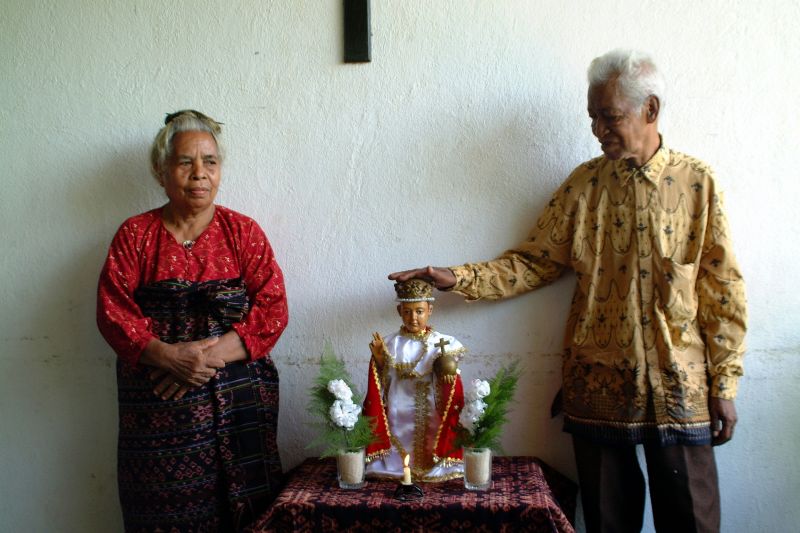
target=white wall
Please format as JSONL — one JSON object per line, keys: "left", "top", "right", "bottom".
{"left": 2, "top": 1, "right": 798, "bottom": 531}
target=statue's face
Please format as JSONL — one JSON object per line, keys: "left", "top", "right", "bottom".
{"left": 397, "top": 301, "right": 432, "bottom": 334}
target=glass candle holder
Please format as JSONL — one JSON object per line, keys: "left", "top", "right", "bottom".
{"left": 463, "top": 447, "right": 492, "bottom": 491}
{"left": 336, "top": 447, "right": 366, "bottom": 489}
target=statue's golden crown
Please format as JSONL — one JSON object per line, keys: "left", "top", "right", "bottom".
{"left": 394, "top": 279, "right": 435, "bottom": 302}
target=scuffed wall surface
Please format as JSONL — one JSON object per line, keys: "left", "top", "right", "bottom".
{"left": 1, "top": 1, "right": 798, "bottom": 531}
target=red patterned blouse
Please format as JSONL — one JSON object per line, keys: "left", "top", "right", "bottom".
{"left": 97, "top": 205, "right": 288, "bottom": 365}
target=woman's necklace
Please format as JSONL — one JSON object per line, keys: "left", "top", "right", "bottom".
{"left": 162, "top": 205, "right": 214, "bottom": 252}
{"left": 393, "top": 326, "right": 433, "bottom": 378}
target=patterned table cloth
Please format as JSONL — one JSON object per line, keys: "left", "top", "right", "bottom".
{"left": 248, "top": 456, "right": 577, "bottom": 532}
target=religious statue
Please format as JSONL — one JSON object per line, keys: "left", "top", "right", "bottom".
{"left": 363, "top": 279, "right": 466, "bottom": 482}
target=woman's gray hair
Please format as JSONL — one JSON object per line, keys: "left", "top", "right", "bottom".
{"left": 587, "top": 49, "right": 666, "bottom": 110}
{"left": 150, "top": 110, "right": 225, "bottom": 181}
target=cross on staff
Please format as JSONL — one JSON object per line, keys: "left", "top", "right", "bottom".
{"left": 434, "top": 337, "right": 450, "bottom": 357}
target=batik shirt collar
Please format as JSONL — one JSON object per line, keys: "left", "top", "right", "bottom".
{"left": 613, "top": 136, "right": 669, "bottom": 187}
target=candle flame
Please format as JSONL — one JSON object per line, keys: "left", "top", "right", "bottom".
{"left": 404, "top": 454, "right": 409, "bottom": 467}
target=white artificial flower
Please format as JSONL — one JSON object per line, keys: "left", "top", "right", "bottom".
{"left": 330, "top": 399, "right": 361, "bottom": 430}
{"left": 458, "top": 409, "right": 475, "bottom": 433}
{"left": 465, "top": 378, "right": 491, "bottom": 403}
{"left": 327, "top": 379, "right": 353, "bottom": 402}
{"left": 473, "top": 379, "right": 491, "bottom": 399}
{"left": 459, "top": 399, "right": 487, "bottom": 434}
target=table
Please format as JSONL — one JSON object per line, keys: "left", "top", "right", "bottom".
{"left": 248, "top": 456, "right": 577, "bottom": 532}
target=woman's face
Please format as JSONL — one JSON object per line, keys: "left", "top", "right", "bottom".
{"left": 161, "top": 131, "right": 221, "bottom": 213}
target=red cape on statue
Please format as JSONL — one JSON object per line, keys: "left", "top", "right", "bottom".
{"left": 363, "top": 357, "right": 464, "bottom": 464}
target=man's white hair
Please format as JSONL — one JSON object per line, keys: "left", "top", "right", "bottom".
{"left": 587, "top": 49, "right": 666, "bottom": 110}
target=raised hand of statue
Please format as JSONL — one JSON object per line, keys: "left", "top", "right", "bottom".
{"left": 370, "top": 332, "right": 387, "bottom": 369}
{"left": 388, "top": 266, "right": 457, "bottom": 290}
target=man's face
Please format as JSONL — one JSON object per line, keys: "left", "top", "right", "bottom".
{"left": 587, "top": 79, "right": 653, "bottom": 165}
{"left": 397, "top": 302, "right": 432, "bottom": 334}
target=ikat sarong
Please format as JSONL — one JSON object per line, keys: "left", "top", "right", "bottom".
{"left": 117, "top": 278, "right": 282, "bottom": 532}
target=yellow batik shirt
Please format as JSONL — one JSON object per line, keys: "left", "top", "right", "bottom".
{"left": 450, "top": 142, "right": 747, "bottom": 445}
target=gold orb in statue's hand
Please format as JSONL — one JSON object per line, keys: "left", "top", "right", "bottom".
{"left": 434, "top": 354, "right": 458, "bottom": 377}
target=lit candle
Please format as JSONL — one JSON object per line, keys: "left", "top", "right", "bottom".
{"left": 402, "top": 454, "right": 412, "bottom": 485}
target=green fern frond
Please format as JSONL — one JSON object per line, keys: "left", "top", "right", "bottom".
{"left": 457, "top": 361, "right": 521, "bottom": 452}
{"left": 306, "top": 342, "right": 377, "bottom": 457}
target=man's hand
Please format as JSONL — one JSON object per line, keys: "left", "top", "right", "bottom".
{"left": 709, "top": 397, "right": 737, "bottom": 446}
{"left": 388, "top": 266, "right": 457, "bottom": 290}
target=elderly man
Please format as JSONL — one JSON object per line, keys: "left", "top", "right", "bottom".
{"left": 390, "top": 49, "right": 746, "bottom": 532}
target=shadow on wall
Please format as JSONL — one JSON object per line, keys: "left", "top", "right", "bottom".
{"left": 282, "top": 102, "right": 580, "bottom": 472}
{"left": 75, "top": 138, "right": 164, "bottom": 360}
{"left": 35, "top": 137, "right": 161, "bottom": 395}
{"left": 309, "top": 94, "right": 577, "bottom": 332}
{"left": 5, "top": 141, "right": 161, "bottom": 531}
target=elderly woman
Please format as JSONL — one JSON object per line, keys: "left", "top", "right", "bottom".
{"left": 97, "top": 110, "right": 288, "bottom": 531}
